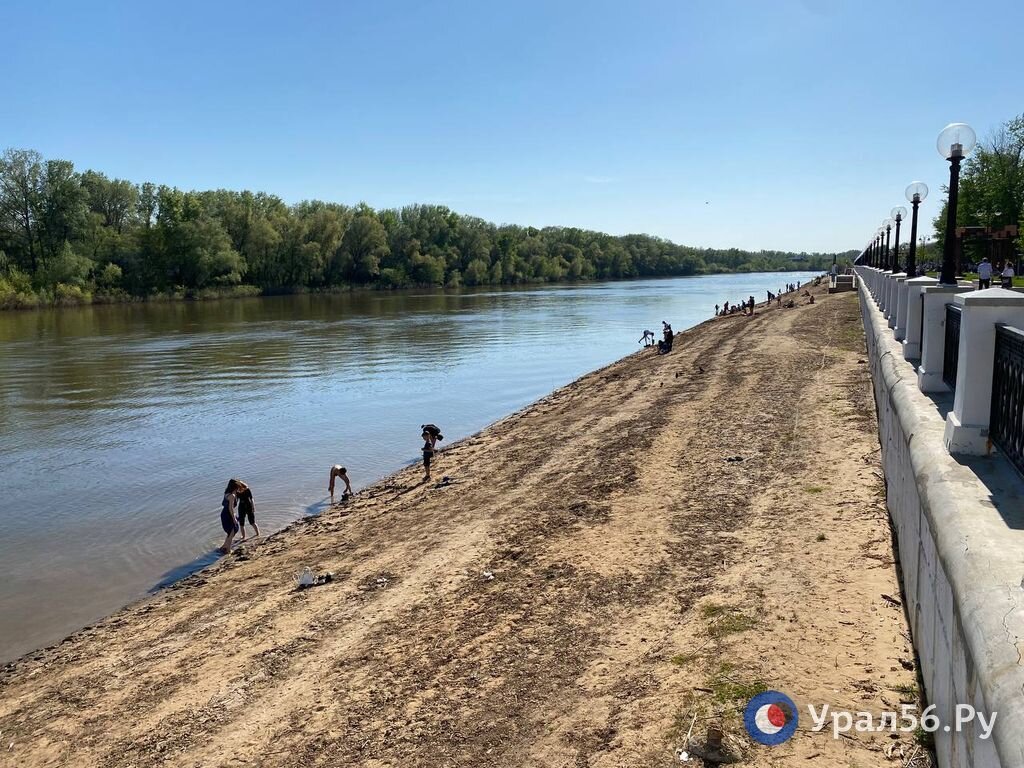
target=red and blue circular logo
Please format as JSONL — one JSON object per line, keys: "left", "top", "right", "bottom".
{"left": 744, "top": 691, "right": 799, "bottom": 745}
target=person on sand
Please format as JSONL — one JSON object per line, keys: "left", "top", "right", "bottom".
{"left": 236, "top": 481, "right": 259, "bottom": 540}
{"left": 329, "top": 465, "right": 353, "bottom": 501}
{"left": 219, "top": 479, "right": 241, "bottom": 554}
{"left": 421, "top": 429, "right": 437, "bottom": 481}
{"left": 638, "top": 329, "right": 655, "bottom": 347}
{"left": 747, "top": 296, "right": 755, "bottom": 316}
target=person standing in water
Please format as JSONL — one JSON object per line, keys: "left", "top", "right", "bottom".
{"left": 219, "top": 479, "right": 241, "bottom": 554}
{"left": 236, "top": 481, "right": 259, "bottom": 540}
{"left": 329, "top": 465, "right": 353, "bottom": 501}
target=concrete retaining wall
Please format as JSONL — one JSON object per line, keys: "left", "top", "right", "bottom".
{"left": 857, "top": 277, "right": 1024, "bottom": 768}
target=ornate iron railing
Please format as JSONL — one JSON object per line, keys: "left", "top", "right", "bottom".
{"left": 943, "top": 304, "right": 962, "bottom": 390}
{"left": 990, "top": 324, "right": 1024, "bottom": 477}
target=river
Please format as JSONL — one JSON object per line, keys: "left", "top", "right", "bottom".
{"left": 0, "top": 270, "right": 819, "bottom": 661}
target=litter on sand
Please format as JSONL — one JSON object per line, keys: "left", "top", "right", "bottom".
{"left": 295, "top": 567, "right": 334, "bottom": 590}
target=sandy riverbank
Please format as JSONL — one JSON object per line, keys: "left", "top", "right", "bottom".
{"left": 0, "top": 283, "right": 927, "bottom": 767}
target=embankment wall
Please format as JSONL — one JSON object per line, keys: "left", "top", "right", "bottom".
{"left": 857, "top": 277, "right": 1024, "bottom": 768}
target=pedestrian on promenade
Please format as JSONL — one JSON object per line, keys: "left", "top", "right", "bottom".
{"left": 421, "top": 424, "right": 443, "bottom": 482}
{"left": 329, "top": 465, "right": 353, "bottom": 501}
{"left": 1001, "top": 261, "right": 1015, "bottom": 289}
{"left": 219, "top": 479, "right": 241, "bottom": 554}
{"left": 236, "top": 480, "right": 259, "bottom": 540}
{"left": 978, "top": 257, "right": 992, "bottom": 289}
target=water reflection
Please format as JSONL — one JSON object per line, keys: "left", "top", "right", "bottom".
{"left": 0, "top": 272, "right": 818, "bottom": 661}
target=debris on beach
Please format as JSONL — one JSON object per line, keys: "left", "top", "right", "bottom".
{"left": 294, "top": 567, "right": 334, "bottom": 590}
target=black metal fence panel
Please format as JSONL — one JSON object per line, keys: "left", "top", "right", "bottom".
{"left": 943, "top": 304, "right": 962, "bottom": 390}
{"left": 990, "top": 325, "right": 1024, "bottom": 477}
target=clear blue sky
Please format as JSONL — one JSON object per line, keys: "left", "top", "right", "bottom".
{"left": 3, "top": 0, "right": 1021, "bottom": 253}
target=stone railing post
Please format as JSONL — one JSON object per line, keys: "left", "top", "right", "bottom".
{"left": 902, "top": 276, "right": 939, "bottom": 359}
{"left": 888, "top": 273, "right": 907, "bottom": 331}
{"left": 879, "top": 270, "right": 894, "bottom": 312}
{"left": 943, "top": 288, "right": 1024, "bottom": 454}
{"left": 917, "top": 284, "right": 973, "bottom": 392}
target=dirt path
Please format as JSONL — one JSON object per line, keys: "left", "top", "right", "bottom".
{"left": 0, "top": 285, "right": 927, "bottom": 767}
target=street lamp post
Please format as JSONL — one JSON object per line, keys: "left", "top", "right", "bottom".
{"left": 937, "top": 123, "right": 977, "bottom": 285}
{"left": 883, "top": 219, "right": 894, "bottom": 270}
{"left": 904, "top": 182, "right": 928, "bottom": 277}
{"left": 891, "top": 207, "right": 907, "bottom": 272}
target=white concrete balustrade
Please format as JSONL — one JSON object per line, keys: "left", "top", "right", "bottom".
{"left": 855, "top": 264, "right": 1024, "bottom": 445}
{"left": 852, "top": 265, "right": 1024, "bottom": 768}
{"left": 943, "top": 288, "right": 1024, "bottom": 454}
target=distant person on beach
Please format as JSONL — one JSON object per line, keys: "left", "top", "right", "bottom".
{"left": 236, "top": 481, "right": 259, "bottom": 540}
{"left": 329, "top": 465, "right": 353, "bottom": 501}
{"left": 639, "top": 329, "right": 655, "bottom": 347}
{"left": 747, "top": 296, "right": 755, "bottom": 315}
{"left": 978, "top": 257, "right": 992, "bottom": 288}
{"left": 219, "top": 479, "right": 241, "bottom": 554}
{"left": 421, "top": 424, "right": 443, "bottom": 481}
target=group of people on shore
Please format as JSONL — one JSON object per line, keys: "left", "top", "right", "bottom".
{"left": 217, "top": 424, "right": 444, "bottom": 553}
{"left": 715, "top": 296, "right": 757, "bottom": 317}
{"left": 714, "top": 278, "right": 817, "bottom": 318}
{"left": 639, "top": 321, "right": 674, "bottom": 354}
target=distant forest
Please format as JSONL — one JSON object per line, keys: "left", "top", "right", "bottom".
{"left": 0, "top": 148, "right": 848, "bottom": 308}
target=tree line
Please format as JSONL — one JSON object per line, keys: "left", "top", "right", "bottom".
{"left": 0, "top": 147, "right": 845, "bottom": 308}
